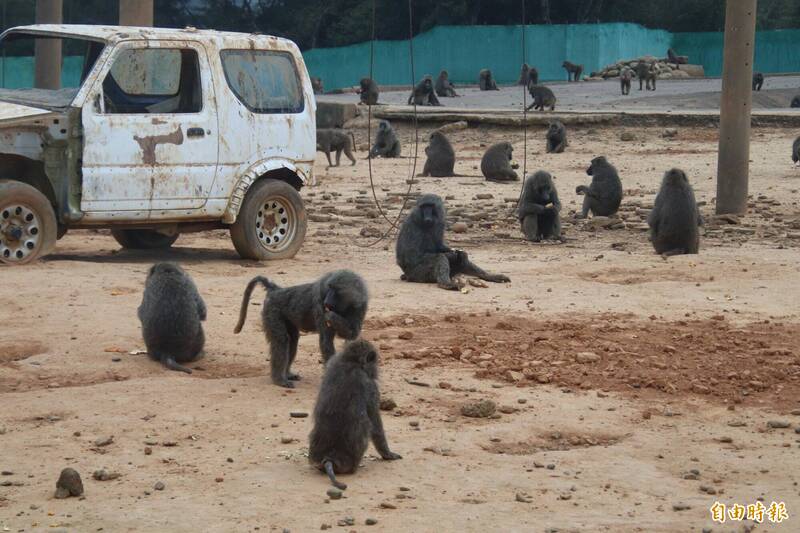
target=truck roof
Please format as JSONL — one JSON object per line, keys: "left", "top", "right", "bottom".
{"left": 5, "top": 24, "right": 299, "bottom": 51}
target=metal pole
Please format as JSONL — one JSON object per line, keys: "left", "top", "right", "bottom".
{"left": 119, "top": 0, "right": 154, "bottom": 27}
{"left": 716, "top": 0, "right": 757, "bottom": 215}
{"left": 34, "top": 0, "right": 62, "bottom": 90}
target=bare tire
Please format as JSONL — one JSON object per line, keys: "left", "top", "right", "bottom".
{"left": 111, "top": 229, "right": 179, "bottom": 250}
{"left": 230, "top": 179, "right": 307, "bottom": 260}
{"left": 0, "top": 180, "right": 57, "bottom": 265}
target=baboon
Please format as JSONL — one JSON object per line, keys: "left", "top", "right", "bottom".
{"left": 369, "top": 120, "right": 401, "bottom": 158}
{"left": 518, "top": 63, "right": 530, "bottom": 85}
{"left": 518, "top": 171, "right": 562, "bottom": 242}
{"left": 408, "top": 75, "right": 442, "bottom": 106}
{"left": 562, "top": 61, "right": 583, "bottom": 82}
{"left": 138, "top": 263, "right": 206, "bottom": 374}
{"left": 545, "top": 121, "right": 568, "bottom": 154}
{"left": 396, "top": 194, "right": 510, "bottom": 290}
{"left": 752, "top": 72, "right": 764, "bottom": 91}
{"left": 667, "top": 48, "right": 687, "bottom": 65}
{"left": 308, "top": 339, "right": 401, "bottom": 490}
{"left": 317, "top": 129, "right": 357, "bottom": 167}
{"left": 525, "top": 85, "right": 556, "bottom": 111}
{"left": 620, "top": 68, "right": 633, "bottom": 95}
{"left": 311, "top": 77, "right": 324, "bottom": 95}
{"left": 359, "top": 77, "right": 379, "bottom": 105}
{"left": 481, "top": 142, "right": 518, "bottom": 182}
{"left": 636, "top": 62, "right": 656, "bottom": 91}
{"left": 792, "top": 136, "right": 800, "bottom": 166}
{"left": 479, "top": 69, "right": 499, "bottom": 91}
{"left": 420, "top": 131, "right": 456, "bottom": 177}
{"left": 233, "top": 270, "right": 368, "bottom": 388}
{"left": 576, "top": 156, "right": 623, "bottom": 217}
{"left": 435, "top": 70, "right": 459, "bottom": 98}
{"left": 648, "top": 168, "right": 701, "bottom": 257}
{"left": 791, "top": 96, "right": 800, "bottom": 108}
{"left": 526, "top": 66, "right": 539, "bottom": 87}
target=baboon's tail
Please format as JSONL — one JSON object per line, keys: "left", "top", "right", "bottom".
{"left": 161, "top": 355, "right": 193, "bottom": 374}
{"left": 233, "top": 276, "right": 279, "bottom": 333}
{"left": 349, "top": 132, "right": 356, "bottom": 151}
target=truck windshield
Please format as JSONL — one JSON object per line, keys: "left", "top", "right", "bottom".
{"left": 0, "top": 32, "right": 104, "bottom": 109}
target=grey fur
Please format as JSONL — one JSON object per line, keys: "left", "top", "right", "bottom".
{"left": 576, "top": 156, "right": 623, "bottom": 217}
{"left": 562, "top": 61, "right": 583, "bottom": 82}
{"left": 233, "top": 270, "right": 368, "bottom": 388}
{"left": 620, "top": 68, "right": 633, "bottom": 95}
{"left": 791, "top": 96, "right": 800, "bottom": 108}
{"left": 518, "top": 63, "right": 530, "bottom": 85}
{"left": 435, "top": 70, "right": 459, "bottom": 98}
{"left": 308, "top": 339, "right": 401, "bottom": 490}
{"left": 479, "top": 69, "right": 499, "bottom": 91}
{"left": 317, "top": 129, "right": 357, "bottom": 167}
{"left": 369, "top": 120, "right": 402, "bottom": 158}
{"left": 359, "top": 77, "right": 379, "bottom": 105}
{"left": 518, "top": 171, "right": 562, "bottom": 242}
{"left": 648, "top": 168, "right": 701, "bottom": 257}
{"left": 138, "top": 262, "right": 206, "bottom": 374}
{"left": 525, "top": 85, "right": 556, "bottom": 111}
{"left": 636, "top": 62, "right": 657, "bottom": 91}
{"left": 792, "top": 136, "right": 800, "bottom": 165}
{"left": 420, "top": 131, "right": 456, "bottom": 177}
{"left": 546, "top": 121, "right": 568, "bottom": 154}
{"left": 752, "top": 72, "right": 764, "bottom": 91}
{"left": 526, "top": 66, "right": 539, "bottom": 87}
{"left": 481, "top": 142, "right": 518, "bottom": 182}
{"left": 408, "top": 75, "right": 442, "bottom": 106}
{"left": 396, "top": 194, "right": 510, "bottom": 290}
{"left": 311, "top": 77, "right": 324, "bottom": 95}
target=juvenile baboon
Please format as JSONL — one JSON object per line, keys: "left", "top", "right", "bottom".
{"left": 311, "top": 77, "right": 324, "bottom": 95}
{"left": 636, "top": 62, "right": 656, "bottom": 91}
{"left": 620, "top": 68, "right": 633, "bottom": 95}
{"left": 359, "top": 77, "right": 379, "bottom": 105}
{"left": 526, "top": 67, "right": 539, "bottom": 87}
{"left": 791, "top": 96, "right": 800, "bottom": 108}
{"left": 792, "top": 136, "right": 800, "bottom": 166}
{"left": 545, "top": 121, "right": 568, "bottom": 154}
{"left": 518, "top": 63, "right": 530, "bottom": 85}
{"left": 481, "top": 142, "right": 518, "bottom": 182}
{"left": 435, "top": 70, "right": 459, "bottom": 98}
{"left": 667, "top": 48, "right": 679, "bottom": 64}
{"left": 233, "top": 270, "right": 368, "bottom": 388}
{"left": 576, "top": 156, "right": 623, "bottom": 217}
{"left": 369, "top": 120, "right": 401, "bottom": 158}
{"left": 525, "top": 85, "right": 556, "bottom": 111}
{"left": 479, "top": 69, "right": 499, "bottom": 91}
{"left": 420, "top": 131, "right": 456, "bottom": 177}
{"left": 317, "top": 129, "right": 357, "bottom": 167}
{"left": 308, "top": 339, "right": 401, "bottom": 490}
{"left": 518, "top": 171, "right": 562, "bottom": 242}
{"left": 396, "top": 194, "right": 510, "bottom": 290}
{"left": 562, "top": 61, "right": 583, "bottom": 82}
{"left": 648, "top": 168, "right": 701, "bottom": 257}
{"left": 408, "top": 75, "right": 442, "bottom": 106}
{"left": 138, "top": 263, "right": 206, "bottom": 374}
{"left": 752, "top": 72, "right": 764, "bottom": 91}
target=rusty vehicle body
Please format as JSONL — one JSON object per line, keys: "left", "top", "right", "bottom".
{"left": 0, "top": 24, "right": 315, "bottom": 264}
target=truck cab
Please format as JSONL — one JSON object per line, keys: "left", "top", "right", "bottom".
{"left": 0, "top": 24, "right": 315, "bottom": 264}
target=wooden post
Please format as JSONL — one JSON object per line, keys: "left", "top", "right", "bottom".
{"left": 34, "top": 0, "right": 62, "bottom": 90}
{"left": 119, "top": 0, "right": 154, "bottom": 27}
{"left": 716, "top": 0, "right": 758, "bottom": 215}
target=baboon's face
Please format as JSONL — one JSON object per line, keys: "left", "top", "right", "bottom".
{"left": 424, "top": 79, "right": 433, "bottom": 90}
{"left": 417, "top": 201, "right": 441, "bottom": 228}
{"left": 664, "top": 169, "right": 688, "bottom": 187}
{"left": 587, "top": 157, "right": 606, "bottom": 176}
{"left": 504, "top": 144, "right": 513, "bottom": 160}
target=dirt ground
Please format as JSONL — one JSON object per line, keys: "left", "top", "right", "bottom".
{"left": 1, "top": 121, "right": 800, "bottom": 532}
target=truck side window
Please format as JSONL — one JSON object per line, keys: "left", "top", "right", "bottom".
{"left": 102, "top": 48, "right": 202, "bottom": 114}
{"left": 220, "top": 50, "right": 304, "bottom": 114}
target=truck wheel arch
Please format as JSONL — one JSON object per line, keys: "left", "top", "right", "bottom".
{"left": 222, "top": 159, "right": 307, "bottom": 224}
{"left": 0, "top": 154, "right": 57, "bottom": 208}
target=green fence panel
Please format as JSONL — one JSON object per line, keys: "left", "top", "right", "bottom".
{"left": 0, "top": 55, "right": 84, "bottom": 89}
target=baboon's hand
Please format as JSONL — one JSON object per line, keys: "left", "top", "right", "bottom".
{"left": 381, "top": 451, "right": 402, "bottom": 460}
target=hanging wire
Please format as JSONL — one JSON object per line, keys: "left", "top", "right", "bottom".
{"left": 519, "top": 0, "right": 529, "bottom": 201}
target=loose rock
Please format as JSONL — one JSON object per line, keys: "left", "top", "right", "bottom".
{"left": 327, "top": 487, "right": 343, "bottom": 500}
{"left": 54, "top": 468, "right": 84, "bottom": 499}
{"left": 460, "top": 399, "right": 497, "bottom": 418}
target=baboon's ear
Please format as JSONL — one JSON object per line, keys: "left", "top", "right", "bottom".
{"left": 367, "top": 350, "right": 377, "bottom": 364}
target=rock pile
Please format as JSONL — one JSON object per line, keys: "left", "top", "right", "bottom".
{"left": 588, "top": 55, "right": 705, "bottom": 81}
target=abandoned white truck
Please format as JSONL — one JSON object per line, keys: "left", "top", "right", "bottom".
{"left": 0, "top": 24, "right": 315, "bottom": 265}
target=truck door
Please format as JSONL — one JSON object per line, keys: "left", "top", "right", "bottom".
{"left": 81, "top": 40, "right": 218, "bottom": 218}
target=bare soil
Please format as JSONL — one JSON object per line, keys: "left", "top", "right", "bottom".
{"left": 1, "top": 123, "right": 800, "bottom": 532}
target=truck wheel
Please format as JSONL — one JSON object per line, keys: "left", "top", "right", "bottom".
{"left": 0, "top": 180, "right": 57, "bottom": 265}
{"left": 111, "top": 229, "right": 179, "bottom": 250}
{"left": 230, "top": 178, "right": 307, "bottom": 260}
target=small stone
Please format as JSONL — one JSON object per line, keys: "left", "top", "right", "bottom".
{"left": 546, "top": 464, "right": 556, "bottom": 470}
{"left": 144, "top": 447, "right": 153, "bottom": 455}
{"left": 717, "top": 436, "right": 733, "bottom": 443}
{"left": 111, "top": 357, "right": 121, "bottom": 362}
{"left": 365, "top": 518, "right": 378, "bottom": 526}
{"left": 1, "top": 471, "right": 12, "bottom": 476}
{"left": 475, "top": 193, "right": 494, "bottom": 200}
{"left": 289, "top": 412, "right": 309, "bottom": 418}
{"left": 326, "top": 487, "right": 343, "bottom": 500}
{"left": 620, "top": 131, "right": 636, "bottom": 142}
{"left": 515, "top": 492, "right": 533, "bottom": 503}
{"left": 699, "top": 485, "right": 717, "bottom": 495}
{"left": 460, "top": 399, "right": 496, "bottom": 418}
{"left": 380, "top": 398, "right": 397, "bottom": 411}
{"left": 398, "top": 331, "right": 414, "bottom": 340}
{"left": 154, "top": 481, "right": 165, "bottom": 491}
{"left": 280, "top": 436, "right": 294, "bottom": 444}
{"left": 672, "top": 502, "right": 691, "bottom": 511}
{"left": 767, "top": 420, "right": 790, "bottom": 429}
{"left": 94, "top": 436, "right": 114, "bottom": 447}
{"left": 54, "top": 468, "right": 83, "bottom": 499}
{"left": 662, "top": 128, "right": 678, "bottom": 138}
{"left": 409, "top": 421, "right": 419, "bottom": 427}
{"left": 92, "top": 469, "right": 120, "bottom": 481}
{"left": 451, "top": 222, "right": 468, "bottom": 234}
{"left": 215, "top": 477, "right": 224, "bottom": 483}
{"left": 337, "top": 517, "right": 355, "bottom": 527}
{"left": 380, "top": 502, "right": 397, "bottom": 509}
{"left": 227, "top": 457, "right": 234, "bottom": 463}
{"left": 575, "top": 352, "right": 600, "bottom": 364}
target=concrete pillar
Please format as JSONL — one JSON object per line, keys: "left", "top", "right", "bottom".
{"left": 34, "top": 0, "right": 62, "bottom": 90}
{"left": 716, "top": 0, "right": 758, "bottom": 215}
{"left": 119, "top": 0, "right": 154, "bottom": 27}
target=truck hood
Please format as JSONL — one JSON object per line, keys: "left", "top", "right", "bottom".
{"left": 0, "top": 100, "right": 60, "bottom": 127}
